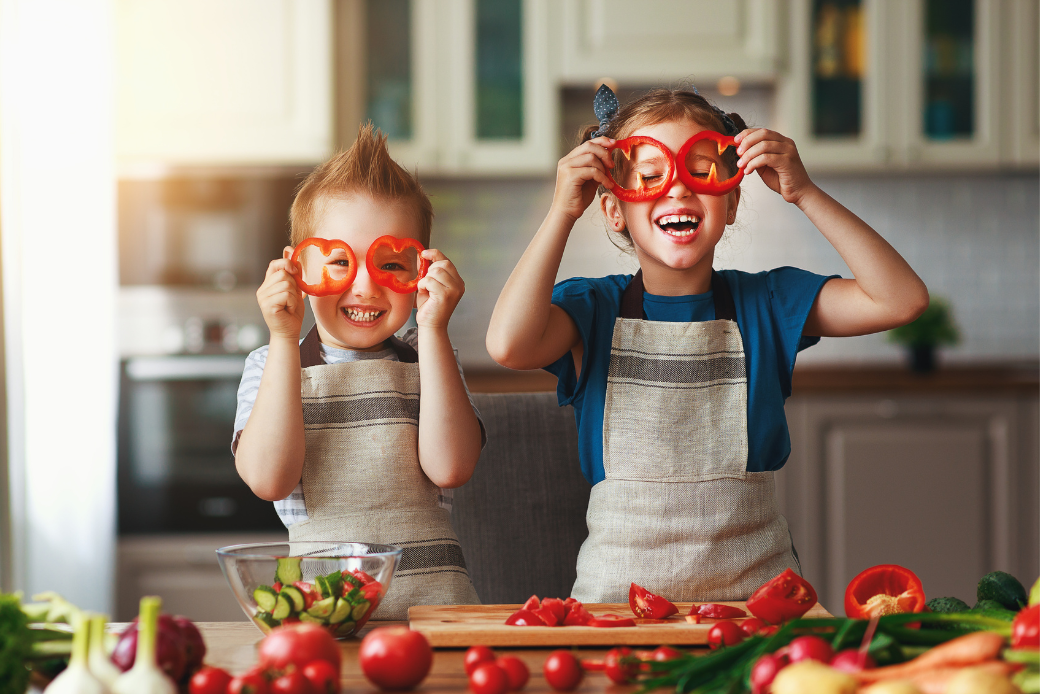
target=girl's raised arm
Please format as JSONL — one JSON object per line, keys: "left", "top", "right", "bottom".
{"left": 487, "top": 137, "right": 616, "bottom": 370}
{"left": 734, "top": 128, "right": 929, "bottom": 337}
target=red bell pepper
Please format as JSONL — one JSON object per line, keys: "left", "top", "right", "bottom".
{"left": 1011, "top": 603, "right": 1039, "bottom": 649}
{"left": 604, "top": 136, "right": 676, "bottom": 202}
{"left": 587, "top": 617, "right": 636, "bottom": 628}
{"left": 290, "top": 237, "right": 358, "bottom": 296}
{"left": 628, "top": 583, "right": 679, "bottom": 619}
{"left": 844, "top": 564, "right": 926, "bottom": 620}
{"left": 366, "top": 235, "right": 428, "bottom": 293}
{"left": 692, "top": 603, "right": 748, "bottom": 619}
{"left": 746, "top": 568, "right": 818, "bottom": 624}
{"left": 675, "top": 130, "right": 744, "bottom": 196}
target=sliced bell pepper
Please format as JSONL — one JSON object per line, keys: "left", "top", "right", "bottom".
{"left": 692, "top": 603, "right": 748, "bottom": 619}
{"left": 628, "top": 583, "right": 679, "bottom": 619}
{"left": 675, "top": 130, "right": 744, "bottom": 196}
{"left": 587, "top": 617, "right": 637, "bottom": 628}
{"left": 746, "top": 568, "right": 818, "bottom": 624}
{"left": 604, "top": 136, "right": 676, "bottom": 202}
{"left": 844, "top": 564, "right": 926, "bottom": 620}
{"left": 290, "top": 237, "right": 358, "bottom": 296}
{"left": 366, "top": 235, "right": 428, "bottom": 293}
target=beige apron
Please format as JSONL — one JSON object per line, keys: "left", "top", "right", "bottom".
{"left": 288, "top": 326, "right": 480, "bottom": 619}
{"left": 572, "top": 271, "right": 800, "bottom": 603}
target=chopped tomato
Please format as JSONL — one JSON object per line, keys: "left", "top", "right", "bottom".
{"left": 628, "top": 583, "right": 679, "bottom": 619}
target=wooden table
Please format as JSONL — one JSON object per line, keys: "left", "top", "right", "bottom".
{"left": 197, "top": 622, "right": 650, "bottom": 693}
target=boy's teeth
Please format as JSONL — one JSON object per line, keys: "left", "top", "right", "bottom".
{"left": 344, "top": 308, "right": 383, "bottom": 322}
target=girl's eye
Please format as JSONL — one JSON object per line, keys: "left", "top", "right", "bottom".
{"left": 381, "top": 262, "right": 405, "bottom": 271}
{"left": 332, "top": 259, "right": 352, "bottom": 267}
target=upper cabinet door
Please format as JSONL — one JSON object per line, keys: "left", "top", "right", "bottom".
{"left": 1003, "top": 0, "right": 1039, "bottom": 167}
{"left": 116, "top": 0, "right": 334, "bottom": 167}
{"left": 557, "top": 0, "right": 782, "bottom": 83}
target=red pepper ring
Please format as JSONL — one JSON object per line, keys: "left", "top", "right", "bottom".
{"left": 366, "top": 235, "right": 429, "bottom": 294}
{"left": 290, "top": 237, "right": 358, "bottom": 297}
{"left": 604, "top": 136, "right": 676, "bottom": 202}
{"left": 675, "top": 130, "right": 744, "bottom": 196}
{"left": 844, "top": 564, "right": 926, "bottom": 620}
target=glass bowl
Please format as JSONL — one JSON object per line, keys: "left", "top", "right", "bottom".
{"left": 217, "top": 541, "right": 401, "bottom": 638}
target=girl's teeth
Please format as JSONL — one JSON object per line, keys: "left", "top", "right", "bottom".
{"left": 345, "top": 308, "right": 383, "bottom": 322}
{"left": 658, "top": 214, "right": 700, "bottom": 225}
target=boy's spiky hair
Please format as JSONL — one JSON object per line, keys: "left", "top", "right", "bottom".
{"left": 290, "top": 122, "right": 433, "bottom": 247}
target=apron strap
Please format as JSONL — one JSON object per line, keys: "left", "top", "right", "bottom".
{"left": 299, "top": 325, "right": 419, "bottom": 366}
{"left": 619, "top": 270, "right": 737, "bottom": 321}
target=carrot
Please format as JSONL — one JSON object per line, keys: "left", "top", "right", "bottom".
{"left": 856, "top": 632, "right": 1006, "bottom": 684}
{"left": 902, "top": 661, "right": 1020, "bottom": 694}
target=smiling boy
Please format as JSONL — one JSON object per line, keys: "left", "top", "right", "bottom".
{"left": 233, "top": 124, "right": 483, "bottom": 617}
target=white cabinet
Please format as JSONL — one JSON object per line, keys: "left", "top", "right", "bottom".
{"left": 780, "top": 392, "right": 1039, "bottom": 615}
{"left": 556, "top": 0, "right": 783, "bottom": 84}
{"left": 778, "top": 0, "right": 1039, "bottom": 171}
{"left": 337, "top": 0, "right": 557, "bottom": 175}
{"left": 116, "top": 0, "right": 333, "bottom": 167}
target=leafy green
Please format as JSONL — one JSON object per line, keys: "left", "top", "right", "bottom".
{"left": 0, "top": 593, "right": 32, "bottom": 694}
{"left": 887, "top": 297, "right": 959, "bottom": 347}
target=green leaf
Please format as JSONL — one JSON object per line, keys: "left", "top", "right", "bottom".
{"left": 0, "top": 593, "right": 33, "bottom": 694}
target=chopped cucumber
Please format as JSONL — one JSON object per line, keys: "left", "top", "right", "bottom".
{"left": 275, "top": 557, "right": 303, "bottom": 585}
{"left": 280, "top": 585, "right": 306, "bottom": 612}
{"left": 335, "top": 619, "right": 357, "bottom": 636}
{"left": 344, "top": 587, "right": 360, "bottom": 602}
{"left": 254, "top": 610, "right": 280, "bottom": 628}
{"left": 272, "top": 593, "right": 292, "bottom": 620}
{"left": 253, "top": 585, "right": 279, "bottom": 612}
{"left": 343, "top": 572, "right": 363, "bottom": 589}
{"left": 324, "top": 570, "right": 344, "bottom": 597}
{"left": 329, "top": 598, "right": 353, "bottom": 624}
{"left": 314, "top": 575, "right": 331, "bottom": 598}
{"left": 307, "top": 596, "right": 336, "bottom": 619}
{"left": 298, "top": 612, "right": 323, "bottom": 624}
{"left": 351, "top": 599, "right": 371, "bottom": 621}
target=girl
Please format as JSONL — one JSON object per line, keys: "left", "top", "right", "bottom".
{"left": 486, "top": 86, "right": 928, "bottom": 603}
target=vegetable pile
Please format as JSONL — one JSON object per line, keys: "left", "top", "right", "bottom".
{"left": 251, "top": 557, "right": 382, "bottom": 637}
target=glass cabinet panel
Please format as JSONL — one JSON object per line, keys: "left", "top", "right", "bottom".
{"left": 811, "top": 0, "right": 866, "bottom": 137}
{"left": 923, "top": 0, "right": 974, "bottom": 139}
{"left": 475, "top": 0, "right": 523, "bottom": 140}
{"left": 365, "top": 0, "right": 412, "bottom": 140}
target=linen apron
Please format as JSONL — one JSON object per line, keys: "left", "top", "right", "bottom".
{"left": 287, "top": 326, "right": 480, "bottom": 619}
{"left": 571, "top": 271, "right": 800, "bottom": 603}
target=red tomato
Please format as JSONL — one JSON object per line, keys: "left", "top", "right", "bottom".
{"left": 749, "top": 653, "right": 786, "bottom": 694}
{"left": 229, "top": 671, "right": 270, "bottom": 694}
{"left": 302, "top": 660, "right": 341, "bottom": 694}
{"left": 270, "top": 670, "right": 315, "bottom": 694}
{"left": 468, "top": 662, "right": 510, "bottom": 694}
{"left": 603, "top": 647, "right": 638, "bottom": 684}
{"left": 1012, "top": 604, "right": 1040, "bottom": 649}
{"left": 257, "top": 623, "right": 341, "bottom": 673}
{"left": 521, "top": 595, "right": 540, "bottom": 611}
{"left": 587, "top": 616, "right": 636, "bottom": 628}
{"left": 543, "top": 651, "right": 583, "bottom": 692}
{"left": 628, "top": 583, "right": 678, "bottom": 619}
{"left": 739, "top": 618, "right": 767, "bottom": 636}
{"left": 189, "top": 666, "right": 233, "bottom": 694}
{"left": 707, "top": 621, "right": 746, "bottom": 649}
{"left": 829, "top": 649, "right": 875, "bottom": 673}
{"left": 504, "top": 609, "right": 546, "bottom": 626}
{"left": 358, "top": 627, "right": 432, "bottom": 690}
{"left": 532, "top": 607, "right": 559, "bottom": 627}
{"left": 496, "top": 656, "right": 530, "bottom": 691}
{"left": 465, "top": 646, "right": 497, "bottom": 675}
{"left": 650, "top": 645, "right": 682, "bottom": 662}
{"left": 540, "top": 598, "right": 566, "bottom": 623}
{"left": 787, "top": 635, "right": 834, "bottom": 663}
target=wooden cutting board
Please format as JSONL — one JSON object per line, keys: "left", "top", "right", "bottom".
{"left": 409, "top": 602, "right": 832, "bottom": 647}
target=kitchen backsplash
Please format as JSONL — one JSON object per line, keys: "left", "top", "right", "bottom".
{"left": 424, "top": 171, "right": 1039, "bottom": 369}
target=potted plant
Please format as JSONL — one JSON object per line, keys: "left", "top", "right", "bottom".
{"left": 887, "top": 297, "right": 960, "bottom": 373}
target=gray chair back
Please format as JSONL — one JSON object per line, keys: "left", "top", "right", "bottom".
{"left": 452, "top": 392, "right": 591, "bottom": 604}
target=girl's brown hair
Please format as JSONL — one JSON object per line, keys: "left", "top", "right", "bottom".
{"left": 290, "top": 122, "right": 433, "bottom": 247}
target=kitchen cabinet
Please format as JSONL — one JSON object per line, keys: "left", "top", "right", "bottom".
{"left": 778, "top": 0, "right": 1039, "bottom": 171}
{"left": 116, "top": 533, "right": 286, "bottom": 622}
{"left": 555, "top": 0, "right": 783, "bottom": 84}
{"left": 116, "top": 0, "right": 333, "bottom": 167}
{"left": 779, "top": 382, "right": 1039, "bottom": 615}
{"left": 337, "top": 0, "right": 557, "bottom": 175}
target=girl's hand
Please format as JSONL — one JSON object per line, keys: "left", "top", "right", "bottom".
{"left": 256, "top": 249, "right": 306, "bottom": 340}
{"left": 735, "top": 129, "right": 816, "bottom": 206}
{"left": 415, "top": 249, "right": 465, "bottom": 330}
{"left": 549, "top": 136, "right": 616, "bottom": 223}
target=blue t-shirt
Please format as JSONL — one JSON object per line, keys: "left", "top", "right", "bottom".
{"left": 545, "top": 268, "right": 836, "bottom": 485}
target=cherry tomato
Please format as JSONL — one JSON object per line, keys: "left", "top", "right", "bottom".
{"left": 271, "top": 670, "right": 315, "bottom": 694}
{"left": 257, "top": 623, "right": 341, "bottom": 673}
{"left": 787, "top": 635, "right": 834, "bottom": 663}
{"left": 189, "top": 666, "right": 233, "bottom": 694}
{"left": 829, "top": 649, "right": 875, "bottom": 673}
{"left": 1012, "top": 604, "right": 1040, "bottom": 649}
{"left": 603, "top": 647, "right": 638, "bottom": 684}
{"left": 739, "top": 618, "right": 767, "bottom": 636}
{"left": 465, "top": 646, "right": 497, "bottom": 675}
{"left": 650, "top": 645, "right": 682, "bottom": 662}
{"left": 496, "top": 656, "right": 530, "bottom": 691}
{"left": 469, "top": 662, "right": 510, "bottom": 694}
{"left": 707, "top": 621, "right": 746, "bottom": 649}
{"left": 302, "top": 659, "right": 341, "bottom": 694}
{"left": 358, "top": 626, "right": 433, "bottom": 690}
{"left": 229, "top": 671, "right": 270, "bottom": 694}
{"left": 749, "top": 653, "right": 787, "bottom": 694}
{"left": 543, "top": 651, "right": 583, "bottom": 692}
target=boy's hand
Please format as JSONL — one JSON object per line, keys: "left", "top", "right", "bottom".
{"left": 415, "top": 249, "right": 464, "bottom": 330}
{"left": 257, "top": 248, "right": 306, "bottom": 340}
{"left": 550, "top": 136, "right": 616, "bottom": 224}
{"left": 735, "top": 128, "right": 817, "bottom": 206}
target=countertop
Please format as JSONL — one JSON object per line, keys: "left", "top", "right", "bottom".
{"left": 197, "top": 622, "right": 637, "bottom": 692}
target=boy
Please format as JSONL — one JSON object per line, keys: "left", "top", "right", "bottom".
{"left": 233, "top": 124, "right": 483, "bottom": 618}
